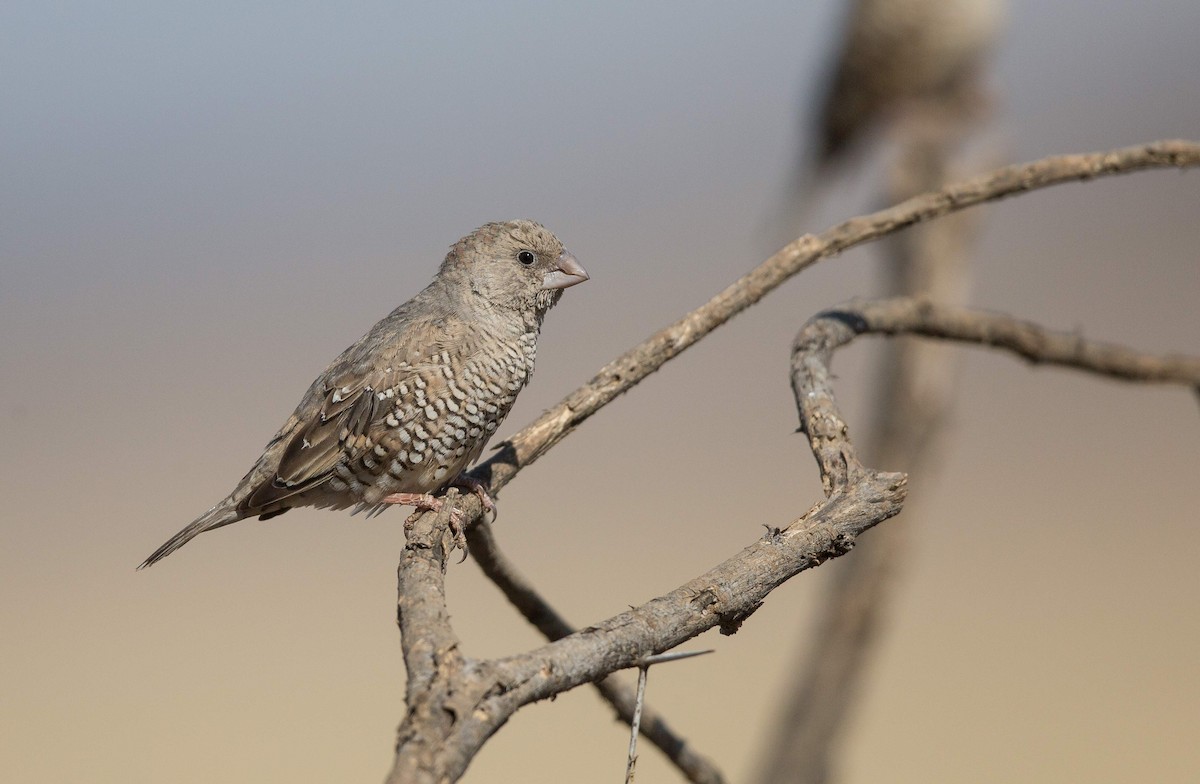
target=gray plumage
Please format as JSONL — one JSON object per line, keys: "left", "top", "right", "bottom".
{"left": 141, "top": 220, "right": 588, "bottom": 567}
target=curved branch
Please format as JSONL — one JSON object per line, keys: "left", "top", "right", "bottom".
{"left": 788, "top": 296, "right": 1199, "bottom": 496}
{"left": 758, "top": 128, "right": 985, "bottom": 784}
{"left": 807, "top": 297, "right": 1200, "bottom": 386}
{"left": 467, "top": 476, "right": 907, "bottom": 778}
{"left": 469, "top": 140, "right": 1200, "bottom": 497}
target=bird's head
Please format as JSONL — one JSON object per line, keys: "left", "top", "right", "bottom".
{"left": 441, "top": 220, "right": 589, "bottom": 319}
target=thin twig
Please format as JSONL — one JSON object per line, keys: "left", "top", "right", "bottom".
{"left": 626, "top": 666, "right": 648, "bottom": 784}
{"left": 622, "top": 651, "right": 718, "bottom": 784}
{"left": 638, "top": 650, "right": 715, "bottom": 666}
{"left": 625, "top": 647, "right": 716, "bottom": 783}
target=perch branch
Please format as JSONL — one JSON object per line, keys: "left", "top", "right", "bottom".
{"left": 387, "top": 286, "right": 925, "bottom": 779}
{"left": 391, "top": 399, "right": 908, "bottom": 780}
{"left": 387, "top": 294, "right": 1200, "bottom": 781}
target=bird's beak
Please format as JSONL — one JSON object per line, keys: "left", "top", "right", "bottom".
{"left": 541, "top": 251, "right": 590, "bottom": 290}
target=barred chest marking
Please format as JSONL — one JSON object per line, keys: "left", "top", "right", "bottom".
{"left": 328, "top": 329, "right": 538, "bottom": 505}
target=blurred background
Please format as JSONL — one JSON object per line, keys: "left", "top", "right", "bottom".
{"left": 2, "top": 2, "right": 1197, "bottom": 782}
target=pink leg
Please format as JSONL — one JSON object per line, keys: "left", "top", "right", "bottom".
{"left": 381, "top": 491, "right": 467, "bottom": 555}
{"left": 381, "top": 491, "right": 444, "bottom": 514}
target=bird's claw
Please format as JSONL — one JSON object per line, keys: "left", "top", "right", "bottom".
{"left": 384, "top": 491, "right": 469, "bottom": 559}
{"left": 382, "top": 476, "right": 494, "bottom": 560}
{"left": 447, "top": 508, "right": 469, "bottom": 562}
{"left": 452, "top": 474, "right": 498, "bottom": 523}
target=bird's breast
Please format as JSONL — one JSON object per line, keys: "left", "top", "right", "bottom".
{"left": 335, "top": 329, "right": 538, "bottom": 506}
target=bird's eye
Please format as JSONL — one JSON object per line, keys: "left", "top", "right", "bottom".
{"left": 517, "top": 250, "right": 536, "bottom": 266}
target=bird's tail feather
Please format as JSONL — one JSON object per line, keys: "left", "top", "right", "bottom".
{"left": 139, "top": 501, "right": 242, "bottom": 569}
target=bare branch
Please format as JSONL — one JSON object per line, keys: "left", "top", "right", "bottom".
{"left": 771, "top": 294, "right": 1197, "bottom": 784}
{"left": 469, "top": 140, "right": 1200, "bottom": 498}
{"left": 477, "top": 476, "right": 907, "bottom": 746}
{"left": 386, "top": 141, "right": 1200, "bottom": 782}
{"left": 386, "top": 492, "right": 473, "bottom": 784}
{"left": 802, "top": 297, "right": 1200, "bottom": 386}
{"left": 386, "top": 291, "right": 1200, "bottom": 781}
{"left": 394, "top": 460, "right": 907, "bottom": 780}
{"left": 779, "top": 292, "right": 1200, "bottom": 775}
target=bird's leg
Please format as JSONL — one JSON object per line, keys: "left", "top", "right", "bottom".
{"left": 380, "top": 492, "right": 454, "bottom": 528}
{"left": 451, "top": 474, "right": 497, "bottom": 522}
{"left": 381, "top": 492, "right": 468, "bottom": 555}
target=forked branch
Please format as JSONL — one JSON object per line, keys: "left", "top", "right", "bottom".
{"left": 386, "top": 141, "right": 1200, "bottom": 783}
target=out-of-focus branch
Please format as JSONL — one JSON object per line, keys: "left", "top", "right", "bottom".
{"left": 811, "top": 0, "right": 1004, "bottom": 170}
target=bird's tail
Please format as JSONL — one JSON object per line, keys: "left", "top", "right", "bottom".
{"left": 139, "top": 500, "right": 243, "bottom": 569}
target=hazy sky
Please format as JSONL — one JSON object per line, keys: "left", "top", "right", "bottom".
{"left": 2, "top": 2, "right": 1198, "bottom": 782}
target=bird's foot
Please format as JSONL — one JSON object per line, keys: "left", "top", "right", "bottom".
{"left": 451, "top": 474, "right": 497, "bottom": 522}
{"left": 382, "top": 491, "right": 468, "bottom": 558}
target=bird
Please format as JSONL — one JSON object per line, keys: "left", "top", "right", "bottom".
{"left": 141, "top": 220, "right": 589, "bottom": 568}
{"left": 813, "top": 0, "right": 1004, "bottom": 168}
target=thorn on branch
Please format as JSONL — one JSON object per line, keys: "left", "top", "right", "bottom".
{"left": 625, "top": 650, "right": 713, "bottom": 784}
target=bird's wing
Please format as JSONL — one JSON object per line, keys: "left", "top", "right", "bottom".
{"left": 242, "top": 310, "right": 462, "bottom": 512}
{"left": 281, "top": 373, "right": 384, "bottom": 482}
